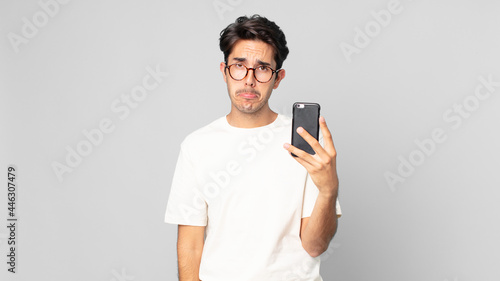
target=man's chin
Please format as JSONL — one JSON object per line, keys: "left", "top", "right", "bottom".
{"left": 235, "top": 102, "right": 262, "bottom": 114}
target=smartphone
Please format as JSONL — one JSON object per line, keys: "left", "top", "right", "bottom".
{"left": 291, "top": 102, "right": 320, "bottom": 157}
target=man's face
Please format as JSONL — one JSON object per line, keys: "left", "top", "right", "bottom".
{"left": 220, "top": 39, "right": 285, "bottom": 115}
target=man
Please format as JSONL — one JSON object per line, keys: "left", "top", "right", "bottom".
{"left": 165, "top": 15, "right": 341, "bottom": 281}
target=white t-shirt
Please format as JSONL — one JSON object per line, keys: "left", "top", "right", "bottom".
{"left": 165, "top": 114, "right": 341, "bottom": 281}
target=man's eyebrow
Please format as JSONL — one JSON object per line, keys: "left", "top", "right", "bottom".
{"left": 231, "top": 57, "right": 247, "bottom": 62}
{"left": 256, "top": 60, "right": 272, "bottom": 67}
{"left": 230, "top": 57, "right": 272, "bottom": 67}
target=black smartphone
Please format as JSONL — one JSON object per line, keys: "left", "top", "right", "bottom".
{"left": 291, "top": 102, "right": 320, "bottom": 157}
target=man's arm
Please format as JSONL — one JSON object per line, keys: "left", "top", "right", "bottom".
{"left": 177, "top": 225, "right": 205, "bottom": 281}
{"left": 300, "top": 193, "right": 338, "bottom": 257}
{"left": 284, "top": 116, "right": 340, "bottom": 257}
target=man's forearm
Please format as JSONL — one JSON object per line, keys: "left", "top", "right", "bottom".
{"left": 301, "top": 192, "right": 338, "bottom": 257}
{"left": 178, "top": 247, "right": 203, "bottom": 281}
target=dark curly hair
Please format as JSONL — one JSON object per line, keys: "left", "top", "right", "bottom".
{"left": 219, "top": 15, "right": 289, "bottom": 70}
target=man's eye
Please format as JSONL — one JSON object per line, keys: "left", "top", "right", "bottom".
{"left": 235, "top": 63, "right": 244, "bottom": 68}
{"left": 258, "top": 66, "right": 269, "bottom": 71}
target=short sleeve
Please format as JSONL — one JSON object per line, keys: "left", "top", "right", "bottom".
{"left": 301, "top": 132, "right": 342, "bottom": 218}
{"left": 302, "top": 175, "right": 342, "bottom": 218}
{"left": 164, "top": 144, "right": 208, "bottom": 226}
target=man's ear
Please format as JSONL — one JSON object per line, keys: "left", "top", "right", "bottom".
{"left": 220, "top": 62, "right": 228, "bottom": 83}
{"left": 273, "top": 69, "right": 286, "bottom": 90}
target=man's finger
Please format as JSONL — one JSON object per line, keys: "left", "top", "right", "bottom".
{"left": 283, "top": 143, "right": 319, "bottom": 169}
{"left": 296, "top": 126, "right": 325, "bottom": 156}
{"left": 319, "top": 116, "right": 336, "bottom": 156}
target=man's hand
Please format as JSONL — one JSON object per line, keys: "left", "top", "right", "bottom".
{"left": 284, "top": 116, "right": 340, "bottom": 257}
{"left": 284, "top": 116, "right": 339, "bottom": 197}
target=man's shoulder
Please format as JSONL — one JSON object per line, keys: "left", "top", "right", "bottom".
{"left": 181, "top": 116, "right": 227, "bottom": 148}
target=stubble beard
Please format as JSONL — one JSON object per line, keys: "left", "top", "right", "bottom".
{"left": 231, "top": 89, "right": 269, "bottom": 115}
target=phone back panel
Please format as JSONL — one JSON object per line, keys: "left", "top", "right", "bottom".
{"left": 291, "top": 102, "right": 320, "bottom": 156}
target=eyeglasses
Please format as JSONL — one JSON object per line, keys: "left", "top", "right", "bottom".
{"left": 225, "top": 63, "right": 281, "bottom": 83}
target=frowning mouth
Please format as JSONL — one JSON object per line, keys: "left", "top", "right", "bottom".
{"left": 236, "top": 89, "right": 260, "bottom": 99}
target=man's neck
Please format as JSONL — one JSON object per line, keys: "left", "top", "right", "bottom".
{"left": 226, "top": 108, "right": 278, "bottom": 128}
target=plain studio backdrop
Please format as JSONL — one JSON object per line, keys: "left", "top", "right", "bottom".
{"left": 1, "top": 0, "right": 499, "bottom": 280}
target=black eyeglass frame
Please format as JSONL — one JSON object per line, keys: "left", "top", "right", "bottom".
{"left": 224, "top": 63, "right": 281, "bottom": 83}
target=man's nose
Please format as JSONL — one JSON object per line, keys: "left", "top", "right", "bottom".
{"left": 245, "top": 68, "right": 256, "bottom": 87}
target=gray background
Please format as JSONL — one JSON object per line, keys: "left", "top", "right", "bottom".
{"left": 1, "top": 0, "right": 499, "bottom": 280}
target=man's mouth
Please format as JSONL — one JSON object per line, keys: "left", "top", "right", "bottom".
{"left": 237, "top": 90, "right": 260, "bottom": 99}
{"left": 239, "top": 93, "right": 258, "bottom": 99}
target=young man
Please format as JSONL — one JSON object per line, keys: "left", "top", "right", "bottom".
{"left": 165, "top": 15, "right": 341, "bottom": 281}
